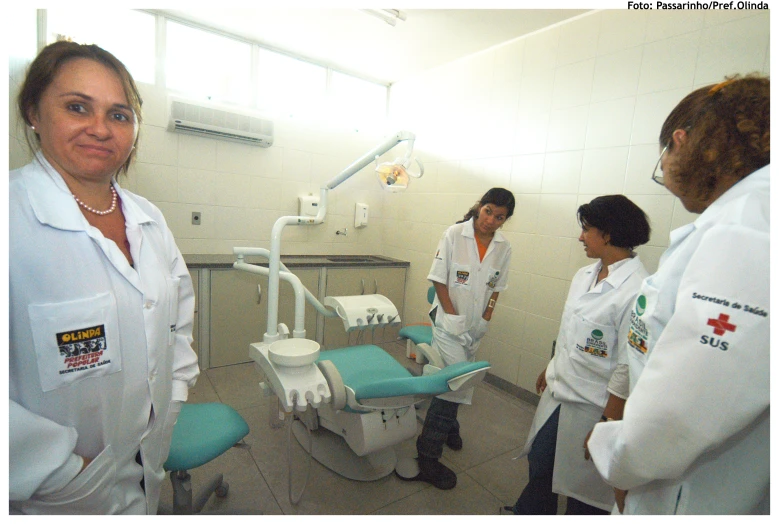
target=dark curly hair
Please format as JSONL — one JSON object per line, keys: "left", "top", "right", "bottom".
{"left": 659, "top": 74, "right": 769, "bottom": 203}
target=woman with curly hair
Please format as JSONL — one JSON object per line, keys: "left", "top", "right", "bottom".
{"left": 586, "top": 75, "right": 770, "bottom": 514}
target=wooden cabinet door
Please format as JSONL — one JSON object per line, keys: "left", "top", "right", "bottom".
{"left": 210, "top": 269, "right": 266, "bottom": 367}
{"left": 210, "top": 268, "right": 320, "bottom": 367}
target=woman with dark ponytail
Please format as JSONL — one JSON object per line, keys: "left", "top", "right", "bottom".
{"left": 402, "top": 188, "right": 514, "bottom": 490}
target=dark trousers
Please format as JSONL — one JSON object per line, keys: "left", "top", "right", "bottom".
{"left": 512, "top": 405, "right": 608, "bottom": 515}
{"left": 416, "top": 397, "right": 460, "bottom": 460}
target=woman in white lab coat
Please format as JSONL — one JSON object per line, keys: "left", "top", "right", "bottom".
{"left": 9, "top": 41, "right": 200, "bottom": 514}
{"left": 405, "top": 188, "right": 514, "bottom": 490}
{"left": 507, "top": 195, "right": 651, "bottom": 515}
{"left": 586, "top": 75, "right": 769, "bottom": 514}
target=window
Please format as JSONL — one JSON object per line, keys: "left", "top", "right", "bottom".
{"left": 329, "top": 71, "right": 387, "bottom": 126}
{"left": 46, "top": 9, "right": 156, "bottom": 84}
{"left": 257, "top": 49, "right": 326, "bottom": 119}
{"left": 166, "top": 21, "right": 252, "bottom": 106}
{"left": 42, "top": 10, "right": 388, "bottom": 125}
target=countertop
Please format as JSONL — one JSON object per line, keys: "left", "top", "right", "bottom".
{"left": 184, "top": 254, "right": 410, "bottom": 269}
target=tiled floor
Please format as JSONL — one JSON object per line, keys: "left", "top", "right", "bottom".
{"left": 158, "top": 341, "right": 559, "bottom": 515}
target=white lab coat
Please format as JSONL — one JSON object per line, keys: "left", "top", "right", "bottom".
{"left": 588, "top": 165, "right": 770, "bottom": 515}
{"left": 9, "top": 154, "right": 200, "bottom": 515}
{"left": 427, "top": 218, "right": 511, "bottom": 403}
{"left": 520, "top": 257, "right": 648, "bottom": 510}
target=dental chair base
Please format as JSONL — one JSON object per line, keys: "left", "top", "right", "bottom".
{"left": 291, "top": 420, "right": 403, "bottom": 481}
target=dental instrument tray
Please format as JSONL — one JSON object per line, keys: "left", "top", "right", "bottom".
{"left": 324, "top": 294, "right": 401, "bottom": 332}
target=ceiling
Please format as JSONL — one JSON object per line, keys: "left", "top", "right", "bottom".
{"left": 154, "top": 8, "right": 591, "bottom": 85}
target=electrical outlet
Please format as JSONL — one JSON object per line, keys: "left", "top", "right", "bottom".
{"left": 192, "top": 211, "right": 201, "bottom": 225}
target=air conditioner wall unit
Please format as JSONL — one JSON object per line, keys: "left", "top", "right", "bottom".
{"left": 167, "top": 99, "right": 274, "bottom": 147}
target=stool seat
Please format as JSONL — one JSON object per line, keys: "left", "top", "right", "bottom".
{"left": 398, "top": 324, "right": 433, "bottom": 345}
{"left": 164, "top": 403, "right": 250, "bottom": 472}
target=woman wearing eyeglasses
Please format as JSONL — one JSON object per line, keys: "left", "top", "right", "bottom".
{"left": 586, "top": 75, "right": 769, "bottom": 514}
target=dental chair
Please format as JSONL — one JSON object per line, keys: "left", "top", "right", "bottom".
{"left": 163, "top": 403, "right": 250, "bottom": 514}
{"left": 255, "top": 341, "right": 490, "bottom": 481}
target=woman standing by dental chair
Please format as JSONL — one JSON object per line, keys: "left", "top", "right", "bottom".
{"left": 403, "top": 187, "right": 514, "bottom": 490}
{"left": 9, "top": 41, "right": 199, "bottom": 514}
{"left": 507, "top": 195, "right": 650, "bottom": 514}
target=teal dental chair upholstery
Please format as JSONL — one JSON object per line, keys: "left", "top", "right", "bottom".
{"left": 163, "top": 402, "right": 250, "bottom": 514}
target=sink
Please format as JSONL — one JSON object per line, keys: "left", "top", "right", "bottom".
{"left": 326, "top": 256, "right": 374, "bottom": 263}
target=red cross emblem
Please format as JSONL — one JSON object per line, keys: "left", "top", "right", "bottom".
{"left": 707, "top": 313, "right": 737, "bottom": 336}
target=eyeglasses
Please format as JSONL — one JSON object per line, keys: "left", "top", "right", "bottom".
{"left": 651, "top": 144, "right": 669, "bottom": 186}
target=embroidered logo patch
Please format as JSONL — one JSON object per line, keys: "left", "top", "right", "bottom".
{"left": 635, "top": 295, "right": 647, "bottom": 316}
{"left": 706, "top": 313, "right": 736, "bottom": 336}
{"left": 456, "top": 270, "right": 470, "bottom": 285}
{"left": 56, "top": 324, "right": 112, "bottom": 375}
{"left": 628, "top": 310, "right": 649, "bottom": 355}
{"left": 577, "top": 333, "right": 609, "bottom": 358}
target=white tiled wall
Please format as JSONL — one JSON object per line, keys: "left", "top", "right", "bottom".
{"left": 387, "top": 9, "right": 769, "bottom": 395}
{"left": 7, "top": 9, "right": 770, "bottom": 396}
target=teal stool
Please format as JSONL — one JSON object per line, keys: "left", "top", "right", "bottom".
{"left": 164, "top": 403, "right": 250, "bottom": 514}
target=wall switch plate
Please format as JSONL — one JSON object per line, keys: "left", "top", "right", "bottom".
{"left": 192, "top": 211, "right": 201, "bottom": 225}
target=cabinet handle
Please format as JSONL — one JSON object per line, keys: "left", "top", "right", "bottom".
{"left": 257, "top": 284, "right": 262, "bottom": 305}
{"left": 361, "top": 278, "right": 365, "bottom": 295}
{"left": 373, "top": 279, "right": 378, "bottom": 294}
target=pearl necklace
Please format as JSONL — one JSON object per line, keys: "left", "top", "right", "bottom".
{"left": 73, "top": 186, "right": 118, "bottom": 216}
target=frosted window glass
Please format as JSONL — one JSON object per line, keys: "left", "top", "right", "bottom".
{"left": 257, "top": 49, "right": 326, "bottom": 118}
{"left": 166, "top": 21, "right": 252, "bottom": 105}
{"left": 329, "top": 71, "right": 387, "bottom": 125}
{"left": 46, "top": 9, "right": 156, "bottom": 85}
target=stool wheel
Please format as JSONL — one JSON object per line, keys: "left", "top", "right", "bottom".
{"left": 216, "top": 483, "right": 229, "bottom": 498}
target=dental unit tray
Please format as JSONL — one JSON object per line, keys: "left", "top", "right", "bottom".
{"left": 324, "top": 294, "right": 400, "bottom": 332}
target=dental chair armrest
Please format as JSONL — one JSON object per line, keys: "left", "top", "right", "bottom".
{"left": 422, "top": 364, "right": 441, "bottom": 376}
{"left": 447, "top": 367, "right": 490, "bottom": 391}
{"left": 415, "top": 343, "right": 446, "bottom": 369}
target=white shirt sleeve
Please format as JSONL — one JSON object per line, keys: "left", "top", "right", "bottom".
{"left": 427, "top": 228, "right": 452, "bottom": 285}
{"left": 606, "top": 363, "right": 629, "bottom": 399}
{"left": 492, "top": 243, "right": 512, "bottom": 292}
{"left": 588, "top": 225, "right": 769, "bottom": 490}
{"left": 607, "top": 292, "right": 637, "bottom": 399}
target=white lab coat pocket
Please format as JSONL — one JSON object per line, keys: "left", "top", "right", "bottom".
{"left": 436, "top": 311, "right": 469, "bottom": 337}
{"left": 31, "top": 445, "right": 117, "bottom": 514}
{"left": 167, "top": 277, "right": 181, "bottom": 347}
{"left": 569, "top": 314, "right": 617, "bottom": 373}
{"left": 451, "top": 263, "right": 472, "bottom": 289}
{"left": 28, "top": 293, "right": 122, "bottom": 393}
